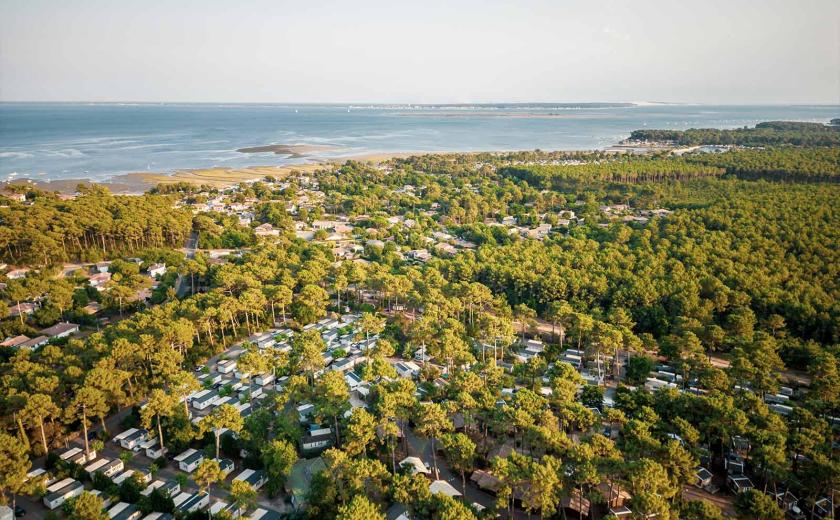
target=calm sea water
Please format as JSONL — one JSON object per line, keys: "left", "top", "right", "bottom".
{"left": 0, "top": 103, "right": 837, "bottom": 182}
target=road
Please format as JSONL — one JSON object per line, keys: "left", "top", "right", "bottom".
{"left": 175, "top": 231, "right": 199, "bottom": 298}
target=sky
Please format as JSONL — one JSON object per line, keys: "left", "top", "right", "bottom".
{"left": 0, "top": 0, "right": 838, "bottom": 104}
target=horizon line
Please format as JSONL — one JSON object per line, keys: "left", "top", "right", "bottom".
{"left": 1, "top": 100, "right": 839, "bottom": 107}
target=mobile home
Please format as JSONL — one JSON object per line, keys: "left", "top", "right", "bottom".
{"left": 233, "top": 468, "right": 267, "bottom": 490}
{"left": 43, "top": 479, "right": 84, "bottom": 510}
{"left": 175, "top": 448, "right": 204, "bottom": 473}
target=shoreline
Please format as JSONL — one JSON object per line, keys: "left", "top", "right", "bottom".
{"left": 2, "top": 145, "right": 659, "bottom": 195}
{"left": 1, "top": 151, "right": 435, "bottom": 194}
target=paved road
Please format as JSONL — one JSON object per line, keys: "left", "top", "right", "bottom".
{"left": 175, "top": 231, "right": 199, "bottom": 298}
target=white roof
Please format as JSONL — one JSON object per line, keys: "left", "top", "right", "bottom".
{"left": 429, "top": 480, "right": 462, "bottom": 497}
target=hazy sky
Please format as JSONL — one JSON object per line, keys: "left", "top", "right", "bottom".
{"left": 1, "top": 0, "right": 838, "bottom": 104}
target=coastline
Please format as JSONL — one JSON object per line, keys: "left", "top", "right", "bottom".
{"left": 1, "top": 151, "right": 433, "bottom": 195}
{"left": 2, "top": 145, "right": 662, "bottom": 195}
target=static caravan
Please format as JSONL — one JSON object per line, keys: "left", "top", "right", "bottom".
{"left": 176, "top": 492, "right": 210, "bottom": 514}
{"left": 191, "top": 390, "right": 218, "bottom": 411}
{"left": 96, "top": 459, "right": 125, "bottom": 478}
{"left": 172, "top": 492, "right": 192, "bottom": 509}
{"left": 248, "top": 508, "right": 283, "bottom": 520}
{"left": 141, "top": 438, "right": 166, "bottom": 459}
{"left": 107, "top": 502, "right": 142, "bottom": 520}
{"left": 233, "top": 468, "right": 268, "bottom": 490}
{"left": 25, "top": 467, "right": 52, "bottom": 487}
{"left": 120, "top": 428, "right": 148, "bottom": 450}
{"left": 59, "top": 446, "right": 96, "bottom": 464}
{"left": 175, "top": 448, "right": 204, "bottom": 473}
{"left": 141, "top": 514, "right": 174, "bottom": 520}
{"left": 302, "top": 430, "right": 333, "bottom": 452}
{"left": 255, "top": 372, "right": 275, "bottom": 386}
{"left": 141, "top": 480, "right": 180, "bottom": 498}
{"left": 112, "top": 470, "right": 135, "bottom": 485}
{"left": 209, "top": 501, "right": 242, "bottom": 519}
{"left": 43, "top": 479, "right": 84, "bottom": 510}
{"left": 216, "top": 458, "right": 235, "bottom": 477}
{"left": 113, "top": 428, "right": 137, "bottom": 444}
{"left": 217, "top": 359, "right": 237, "bottom": 374}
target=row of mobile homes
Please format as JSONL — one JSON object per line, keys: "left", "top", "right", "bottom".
{"left": 43, "top": 478, "right": 84, "bottom": 510}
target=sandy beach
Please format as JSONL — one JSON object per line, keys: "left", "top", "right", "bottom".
{"left": 2, "top": 151, "right": 434, "bottom": 194}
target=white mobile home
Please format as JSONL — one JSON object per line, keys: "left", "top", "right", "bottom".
{"left": 59, "top": 446, "right": 96, "bottom": 464}
{"left": 233, "top": 468, "right": 267, "bottom": 490}
{"left": 217, "top": 359, "right": 237, "bottom": 374}
{"left": 108, "top": 502, "right": 142, "bottom": 520}
{"left": 141, "top": 438, "right": 166, "bottom": 459}
{"left": 43, "top": 479, "right": 84, "bottom": 510}
{"left": 141, "top": 480, "right": 180, "bottom": 498}
{"left": 191, "top": 390, "right": 218, "bottom": 411}
{"left": 119, "top": 428, "right": 148, "bottom": 450}
{"left": 175, "top": 448, "right": 204, "bottom": 473}
{"left": 176, "top": 492, "right": 210, "bottom": 514}
{"left": 209, "top": 501, "right": 242, "bottom": 519}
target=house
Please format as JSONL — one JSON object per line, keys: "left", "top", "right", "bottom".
{"left": 82, "top": 302, "right": 102, "bottom": 315}
{"left": 18, "top": 335, "right": 49, "bottom": 349}
{"left": 254, "top": 223, "right": 280, "bottom": 237}
{"left": 406, "top": 249, "right": 432, "bottom": 262}
{"left": 148, "top": 264, "right": 167, "bottom": 278}
{"left": 395, "top": 361, "right": 421, "bottom": 379}
{"left": 7, "top": 303, "right": 35, "bottom": 317}
{"left": 429, "top": 480, "right": 461, "bottom": 498}
{"left": 95, "top": 262, "right": 111, "bottom": 273}
{"left": 1, "top": 335, "right": 30, "bottom": 348}
{"left": 89, "top": 272, "right": 112, "bottom": 289}
{"left": 695, "top": 467, "right": 714, "bottom": 489}
{"left": 40, "top": 322, "right": 80, "bottom": 339}
{"left": 301, "top": 428, "right": 333, "bottom": 452}
{"left": 434, "top": 242, "right": 457, "bottom": 256}
{"left": 6, "top": 268, "right": 29, "bottom": 280}
{"left": 727, "top": 475, "right": 754, "bottom": 493}
{"left": 399, "top": 456, "right": 431, "bottom": 475}
{"left": 174, "top": 448, "right": 204, "bottom": 473}
{"left": 233, "top": 468, "right": 267, "bottom": 490}
{"left": 43, "top": 478, "right": 84, "bottom": 510}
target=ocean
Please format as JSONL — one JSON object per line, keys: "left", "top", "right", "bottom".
{"left": 0, "top": 103, "right": 837, "bottom": 182}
